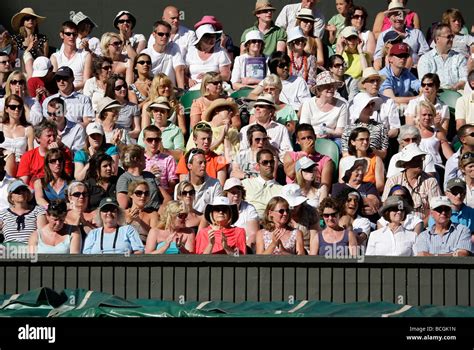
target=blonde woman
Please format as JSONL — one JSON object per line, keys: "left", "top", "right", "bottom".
{"left": 295, "top": 156, "right": 328, "bottom": 208}
{"left": 145, "top": 200, "right": 195, "bottom": 254}
{"left": 100, "top": 32, "right": 130, "bottom": 78}
{"left": 0, "top": 70, "right": 35, "bottom": 120}
{"left": 175, "top": 181, "right": 203, "bottom": 232}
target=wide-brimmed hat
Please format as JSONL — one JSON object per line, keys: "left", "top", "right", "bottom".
{"left": 281, "top": 184, "right": 308, "bottom": 208}
{"left": 351, "top": 92, "right": 383, "bottom": 119}
{"left": 287, "top": 27, "right": 306, "bottom": 43}
{"left": 86, "top": 122, "right": 104, "bottom": 136}
{"left": 395, "top": 144, "right": 427, "bottom": 168}
{"left": 340, "top": 26, "right": 359, "bottom": 39}
{"left": 98, "top": 197, "right": 120, "bottom": 211}
{"left": 379, "top": 195, "right": 413, "bottom": 217}
{"left": 11, "top": 8, "right": 46, "bottom": 32}
{"left": 223, "top": 177, "right": 244, "bottom": 191}
{"left": 385, "top": 1, "right": 410, "bottom": 14}
{"left": 244, "top": 30, "right": 264, "bottom": 45}
{"left": 32, "top": 56, "right": 52, "bottom": 78}
{"left": 359, "top": 67, "right": 386, "bottom": 87}
{"left": 340, "top": 156, "right": 368, "bottom": 182}
{"left": 71, "top": 11, "right": 98, "bottom": 28}
{"left": 194, "top": 15, "right": 223, "bottom": 31}
{"left": 203, "top": 98, "right": 239, "bottom": 121}
{"left": 253, "top": 0, "right": 276, "bottom": 15}
{"left": 296, "top": 8, "right": 316, "bottom": 22}
{"left": 192, "top": 24, "right": 223, "bottom": 46}
{"left": 430, "top": 196, "right": 452, "bottom": 210}
{"left": 113, "top": 11, "right": 136, "bottom": 29}
{"left": 146, "top": 96, "right": 171, "bottom": 111}
{"left": 96, "top": 97, "right": 122, "bottom": 116}
{"left": 253, "top": 94, "right": 276, "bottom": 108}
{"left": 315, "top": 71, "right": 344, "bottom": 89}
{"left": 295, "top": 156, "right": 316, "bottom": 172}
{"left": 8, "top": 180, "right": 30, "bottom": 193}
{"left": 204, "top": 196, "right": 239, "bottom": 225}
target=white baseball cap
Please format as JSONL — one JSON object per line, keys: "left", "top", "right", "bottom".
{"left": 86, "top": 122, "right": 104, "bottom": 136}
{"left": 32, "top": 57, "right": 52, "bottom": 78}
{"left": 280, "top": 183, "right": 307, "bottom": 208}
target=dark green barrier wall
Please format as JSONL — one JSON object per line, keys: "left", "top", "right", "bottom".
{"left": 1, "top": 255, "right": 473, "bottom": 306}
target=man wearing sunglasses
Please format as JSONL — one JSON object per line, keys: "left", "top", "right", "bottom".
{"left": 30, "top": 66, "right": 93, "bottom": 127}
{"left": 444, "top": 124, "right": 474, "bottom": 191}
{"left": 275, "top": 0, "right": 325, "bottom": 39}
{"left": 0, "top": 52, "right": 12, "bottom": 98}
{"left": 50, "top": 21, "right": 92, "bottom": 91}
{"left": 416, "top": 196, "right": 471, "bottom": 257}
{"left": 141, "top": 20, "right": 185, "bottom": 89}
{"left": 418, "top": 24, "right": 467, "bottom": 92}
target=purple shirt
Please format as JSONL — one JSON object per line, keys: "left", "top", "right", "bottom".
{"left": 144, "top": 152, "right": 177, "bottom": 190}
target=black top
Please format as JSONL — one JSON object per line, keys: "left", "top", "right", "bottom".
{"left": 84, "top": 176, "right": 118, "bottom": 211}
{"left": 12, "top": 33, "right": 48, "bottom": 59}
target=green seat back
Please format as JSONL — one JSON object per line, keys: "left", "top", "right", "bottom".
{"left": 315, "top": 138, "right": 340, "bottom": 182}
{"left": 438, "top": 90, "right": 462, "bottom": 113}
{"left": 180, "top": 90, "right": 202, "bottom": 114}
{"left": 230, "top": 88, "right": 253, "bottom": 99}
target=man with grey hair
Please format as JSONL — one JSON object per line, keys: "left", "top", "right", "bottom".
{"left": 386, "top": 125, "right": 436, "bottom": 178}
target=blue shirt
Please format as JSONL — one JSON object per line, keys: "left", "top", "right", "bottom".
{"left": 415, "top": 222, "right": 472, "bottom": 255}
{"left": 73, "top": 144, "right": 118, "bottom": 164}
{"left": 83, "top": 225, "right": 144, "bottom": 254}
{"left": 428, "top": 204, "right": 474, "bottom": 233}
{"left": 379, "top": 65, "right": 421, "bottom": 97}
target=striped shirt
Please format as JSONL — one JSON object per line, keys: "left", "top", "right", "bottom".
{"left": 415, "top": 223, "right": 472, "bottom": 255}
{"left": 341, "top": 120, "right": 389, "bottom": 153}
{"left": 0, "top": 206, "right": 46, "bottom": 244}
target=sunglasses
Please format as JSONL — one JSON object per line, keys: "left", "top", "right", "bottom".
{"left": 194, "top": 123, "right": 212, "bottom": 131}
{"left": 63, "top": 31, "right": 78, "bottom": 37}
{"left": 259, "top": 159, "right": 275, "bottom": 166}
{"left": 71, "top": 191, "right": 88, "bottom": 198}
{"left": 48, "top": 158, "right": 63, "bottom": 164}
{"left": 134, "top": 190, "right": 150, "bottom": 197}
{"left": 100, "top": 206, "right": 117, "bottom": 213}
{"left": 292, "top": 39, "right": 306, "bottom": 45}
{"left": 448, "top": 189, "right": 466, "bottom": 196}
{"left": 137, "top": 60, "right": 151, "bottom": 65}
{"left": 114, "top": 84, "right": 127, "bottom": 91}
{"left": 254, "top": 137, "right": 268, "bottom": 143}
{"left": 117, "top": 19, "right": 131, "bottom": 24}
{"left": 101, "top": 65, "right": 113, "bottom": 71}
{"left": 181, "top": 189, "right": 195, "bottom": 196}
{"left": 249, "top": 39, "right": 262, "bottom": 44}
{"left": 110, "top": 41, "right": 123, "bottom": 47}
{"left": 332, "top": 63, "right": 346, "bottom": 69}
{"left": 47, "top": 111, "right": 60, "bottom": 117}
{"left": 277, "top": 62, "right": 289, "bottom": 69}
{"left": 177, "top": 213, "right": 188, "bottom": 220}
{"left": 55, "top": 77, "right": 70, "bottom": 82}
{"left": 146, "top": 137, "right": 161, "bottom": 143}
{"left": 12, "top": 188, "right": 29, "bottom": 194}
{"left": 10, "top": 79, "right": 25, "bottom": 85}
{"left": 421, "top": 82, "right": 434, "bottom": 88}
{"left": 23, "top": 16, "right": 36, "bottom": 21}
{"left": 322, "top": 212, "right": 338, "bottom": 218}
{"left": 7, "top": 104, "right": 22, "bottom": 111}
{"left": 365, "top": 78, "right": 380, "bottom": 84}
{"left": 394, "top": 54, "right": 410, "bottom": 59}
{"left": 272, "top": 208, "right": 290, "bottom": 215}
{"left": 433, "top": 206, "right": 451, "bottom": 213}
{"left": 352, "top": 14, "right": 364, "bottom": 20}
{"left": 155, "top": 32, "right": 170, "bottom": 37}
{"left": 213, "top": 205, "right": 229, "bottom": 212}
{"left": 257, "top": 9, "right": 273, "bottom": 14}
{"left": 208, "top": 81, "right": 222, "bottom": 85}
{"left": 402, "top": 137, "right": 418, "bottom": 143}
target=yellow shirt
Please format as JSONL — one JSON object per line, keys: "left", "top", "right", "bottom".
{"left": 342, "top": 52, "right": 371, "bottom": 79}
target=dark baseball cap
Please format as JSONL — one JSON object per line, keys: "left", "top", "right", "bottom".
{"left": 389, "top": 43, "right": 410, "bottom": 55}
{"left": 446, "top": 178, "right": 466, "bottom": 192}
{"left": 55, "top": 66, "right": 74, "bottom": 79}
{"left": 383, "top": 30, "right": 403, "bottom": 44}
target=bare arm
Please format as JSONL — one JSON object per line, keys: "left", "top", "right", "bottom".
{"left": 309, "top": 229, "right": 320, "bottom": 255}
{"left": 383, "top": 88, "right": 418, "bottom": 105}
{"left": 321, "top": 160, "right": 334, "bottom": 191}
{"left": 219, "top": 65, "right": 231, "bottom": 82}
{"left": 365, "top": 31, "right": 376, "bottom": 57}
{"left": 33, "top": 179, "right": 49, "bottom": 208}
{"left": 69, "top": 229, "right": 81, "bottom": 254}
{"left": 74, "top": 162, "right": 89, "bottom": 181}
{"left": 117, "top": 192, "right": 129, "bottom": 209}
{"left": 375, "top": 156, "right": 385, "bottom": 194}
{"left": 28, "top": 230, "right": 38, "bottom": 254}
{"left": 296, "top": 230, "right": 305, "bottom": 255}
{"left": 372, "top": 12, "right": 385, "bottom": 40}
{"left": 26, "top": 126, "right": 34, "bottom": 151}
{"left": 283, "top": 152, "right": 297, "bottom": 181}
{"left": 245, "top": 219, "right": 259, "bottom": 249}
{"left": 276, "top": 41, "right": 287, "bottom": 53}
{"left": 141, "top": 101, "right": 152, "bottom": 129}
{"left": 175, "top": 65, "right": 185, "bottom": 89}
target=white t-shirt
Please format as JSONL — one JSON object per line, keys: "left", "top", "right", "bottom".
{"left": 82, "top": 77, "right": 105, "bottom": 113}
{"left": 279, "top": 75, "right": 311, "bottom": 112}
{"left": 300, "top": 97, "right": 349, "bottom": 133}
{"left": 52, "top": 49, "right": 90, "bottom": 87}
{"left": 404, "top": 95, "right": 449, "bottom": 122}
{"left": 147, "top": 25, "right": 195, "bottom": 60}
{"left": 141, "top": 42, "right": 185, "bottom": 86}
{"left": 234, "top": 201, "right": 259, "bottom": 239}
{"left": 185, "top": 45, "right": 231, "bottom": 82}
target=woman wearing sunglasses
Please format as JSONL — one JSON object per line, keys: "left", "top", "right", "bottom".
{"left": 145, "top": 200, "right": 195, "bottom": 254}
{"left": 310, "top": 197, "right": 357, "bottom": 256}
{"left": 176, "top": 181, "right": 203, "bottom": 232}
{"left": 128, "top": 53, "right": 152, "bottom": 109}
{"left": 125, "top": 180, "right": 159, "bottom": 244}
{"left": 99, "top": 32, "right": 130, "bottom": 77}
{"left": 344, "top": 5, "right": 376, "bottom": 57}
{"left": 83, "top": 56, "right": 113, "bottom": 113}
{"left": 113, "top": 10, "right": 145, "bottom": 57}
{"left": 326, "top": 54, "right": 358, "bottom": 102}
{"left": 295, "top": 8, "right": 324, "bottom": 66}
{"left": 28, "top": 200, "right": 81, "bottom": 254}
{"left": 65, "top": 181, "right": 96, "bottom": 243}
{"left": 34, "top": 149, "right": 69, "bottom": 208}
{"left": 287, "top": 27, "right": 317, "bottom": 91}
{"left": 0, "top": 70, "right": 35, "bottom": 121}
{"left": 459, "top": 152, "right": 474, "bottom": 207}
{"left": 256, "top": 196, "right": 305, "bottom": 255}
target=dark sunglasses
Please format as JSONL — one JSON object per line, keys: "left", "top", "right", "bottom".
{"left": 114, "top": 84, "right": 127, "bottom": 91}
{"left": 256, "top": 9, "right": 273, "bottom": 14}
{"left": 388, "top": 207, "right": 405, "bottom": 213}
{"left": 63, "top": 31, "right": 78, "bottom": 37}
{"left": 277, "top": 62, "right": 289, "bottom": 69}
{"left": 101, "top": 65, "right": 113, "bottom": 71}
{"left": 403, "top": 137, "right": 418, "bottom": 143}
{"left": 146, "top": 137, "right": 161, "bottom": 143}
{"left": 248, "top": 39, "right": 262, "bottom": 44}
{"left": 365, "top": 78, "right": 380, "bottom": 84}
{"left": 322, "top": 212, "right": 338, "bottom": 218}
{"left": 10, "top": 79, "right": 25, "bottom": 85}
{"left": 155, "top": 32, "right": 170, "bottom": 37}
{"left": 434, "top": 206, "right": 451, "bottom": 213}
{"left": 448, "top": 189, "right": 466, "bottom": 196}
{"left": 332, "top": 63, "right": 346, "bottom": 69}
{"left": 71, "top": 191, "right": 88, "bottom": 198}
{"left": 134, "top": 190, "right": 150, "bottom": 197}
{"left": 110, "top": 41, "right": 123, "bottom": 47}
{"left": 23, "top": 16, "right": 36, "bottom": 21}
{"left": 352, "top": 14, "right": 365, "bottom": 20}
{"left": 213, "top": 205, "right": 229, "bottom": 212}
{"left": 272, "top": 208, "right": 290, "bottom": 215}
{"left": 292, "top": 38, "right": 306, "bottom": 45}
{"left": 260, "top": 159, "right": 275, "bottom": 166}
{"left": 47, "top": 111, "right": 60, "bottom": 117}
{"left": 117, "top": 19, "right": 131, "bottom": 24}
{"left": 421, "top": 82, "right": 434, "bottom": 88}
{"left": 209, "top": 81, "right": 222, "bottom": 85}
{"left": 55, "top": 76, "right": 70, "bottom": 82}
{"left": 181, "top": 189, "right": 195, "bottom": 196}
{"left": 194, "top": 122, "right": 212, "bottom": 131}
{"left": 100, "top": 205, "right": 117, "bottom": 213}
{"left": 48, "top": 158, "right": 63, "bottom": 164}
{"left": 7, "top": 104, "right": 22, "bottom": 111}
{"left": 177, "top": 213, "right": 188, "bottom": 219}
{"left": 394, "top": 53, "right": 410, "bottom": 59}
{"left": 137, "top": 60, "right": 151, "bottom": 65}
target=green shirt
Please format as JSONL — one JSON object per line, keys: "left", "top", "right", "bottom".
{"left": 329, "top": 14, "right": 346, "bottom": 51}
{"left": 241, "top": 21, "right": 287, "bottom": 57}
{"left": 138, "top": 122, "right": 185, "bottom": 151}
{"left": 275, "top": 104, "right": 298, "bottom": 125}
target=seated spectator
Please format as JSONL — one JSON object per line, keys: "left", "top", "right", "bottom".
{"left": 372, "top": 0, "right": 420, "bottom": 39}
{"left": 275, "top": 0, "right": 325, "bottom": 38}
{"left": 1, "top": 70, "right": 35, "bottom": 121}
{"left": 113, "top": 10, "right": 146, "bottom": 56}
{"left": 127, "top": 53, "right": 152, "bottom": 109}
{"left": 0, "top": 180, "right": 46, "bottom": 244}
{"left": 83, "top": 153, "right": 117, "bottom": 211}
{"left": 74, "top": 123, "right": 119, "bottom": 181}
{"left": 28, "top": 200, "right": 80, "bottom": 254}
{"left": 83, "top": 56, "right": 113, "bottom": 113}
{"left": 383, "top": 144, "right": 441, "bottom": 223}
{"left": 418, "top": 24, "right": 467, "bottom": 91}
{"left": 145, "top": 200, "right": 195, "bottom": 254}
{"left": 65, "top": 181, "right": 96, "bottom": 240}
{"left": 104, "top": 74, "right": 140, "bottom": 139}
{"left": 223, "top": 177, "right": 259, "bottom": 252}
{"left": 445, "top": 125, "right": 474, "bottom": 189}
{"left": 327, "top": 54, "right": 359, "bottom": 102}
{"left": 377, "top": 185, "right": 423, "bottom": 234}
{"left": 125, "top": 180, "right": 159, "bottom": 244}
{"left": 100, "top": 32, "right": 130, "bottom": 77}
{"left": 295, "top": 156, "right": 329, "bottom": 208}
{"left": 335, "top": 26, "right": 370, "bottom": 80}
{"left": 309, "top": 197, "right": 357, "bottom": 256}
{"left": 415, "top": 196, "right": 471, "bottom": 256}
{"left": 440, "top": 8, "right": 474, "bottom": 57}
{"left": 405, "top": 73, "right": 449, "bottom": 134}
{"left": 326, "top": 0, "right": 353, "bottom": 48}
{"left": 455, "top": 71, "right": 474, "bottom": 129}
{"left": 95, "top": 96, "right": 132, "bottom": 146}
{"left": 195, "top": 196, "right": 247, "bottom": 255}
{"left": 242, "top": 149, "right": 282, "bottom": 218}
{"left": 345, "top": 5, "right": 376, "bottom": 57}
{"left": 71, "top": 11, "right": 101, "bottom": 56}
{"left": 231, "top": 30, "right": 267, "bottom": 90}
{"left": 459, "top": 152, "right": 474, "bottom": 207}
{"left": 116, "top": 145, "right": 170, "bottom": 211}
{"left": 295, "top": 8, "right": 324, "bottom": 65}
{"left": 287, "top": 27, "right": 317, "bottom": 90}
{"left": 366, "top": 195, "right": 417, "bottom": 256}
{"left": 175, "top": 181, "right": 204, "bottom": 231}
{"left": 17, "top": 120, "right": 73, "bottom": 189}
{"left": 83, "top": 197, "right": 144, "bottom": 254}
{"left": 0, "top": 52, "right": 11, "bottom": 98}
{"left": 256, "top": 195, "right": 305, "bottom": 255}
{"left": 373, "top": 29, "right": 413, "bottom": 71}
{"left": 27, "top": 56, "right": 56, "bottom": 104}
{"left": 281, "top": 183, "right": 318, "bottom": 253}
{"left": 141, "top": 125, "right": 178, "bottom": 194}
{"left": 34, "top": 148, "right": 69, "bottom": 207}
{"left": 379, "top": 43, "right": 421, "bottom": 105}
{"left": 0, "top": 152, "right": 15, "bottom": 211}
{"left": 45, "top": 97, "right": 86, "bottom": 152}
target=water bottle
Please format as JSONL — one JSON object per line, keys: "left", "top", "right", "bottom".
{"left": 319, "top": 123, "right": 327, "bottom": 136}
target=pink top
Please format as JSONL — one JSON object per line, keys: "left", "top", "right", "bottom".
{"left": 286, "top": 151, "right": 331, "bottom": 184}
{"left": 144, "top": 152, "right": 177, "bottom": 190}
{"left": 195, "top": 226, "right": 247, "bottom": 255}
{"left": 382, "top": 11, "right": 416, "bottom": 31}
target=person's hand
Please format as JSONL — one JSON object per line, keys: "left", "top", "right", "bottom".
{"left": 326, "top": 24, "right": 337, "bottom": 32}
{"left": 165, "top": 231, "right": 178, "bottom": 244}
{"left": 48, "top": 142, "right": 60, "bottom": 149}
{"left": 79, "top": 38, "right": 90, "bottom": 52}
{"left": 335, "top": 35, "right": 346, "bottom": 53}
{"left": 357, "top": 39, "right": 364, "bottom": 54}
{"left": 126, "top": 207, "right": 140, "bottom": 224}
{"left": 208, "top": 229, "right": 216, "bottom": 246}
{"left": 177, "top": 104, "right": 185, "bottom": 116}
{"left": 196, "top": 73, "right": 205, "bottom": 80}
{"left": 271, "top": 228, "right": 285, "bottom": 246}
{"left": 362, "top": 199, "right": 377, "bottom": 216}
{"left": 223, "top": 118, "right": 230, "bottom": 135}
{"left": 230, "top": 168, "right": 246, "bottom": 180}
{"left": 188, "top": 79, "right": 198, "bottom": 88}
{"left": 339, "top": 215, "right": 353, "bottom": 230}
{"left": 112, "top": 129, "right": 123, "bottom": 145}
{"left": 150, "top": 164, "right": 162, "bottom": 177}
{"left": 56, "top": 134, "right": 63, "bottom": 148}
{"left": 221, "top": 233, "right": 229, "bottom": 250}
{"left": 300, "top": 137, "right": 315, "bottom": 153}
{"left": 433, "top": 113, "right": 443, "bottom": 128}
{"left": 25, "top": 34, "right": 37, "bottom": 51}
